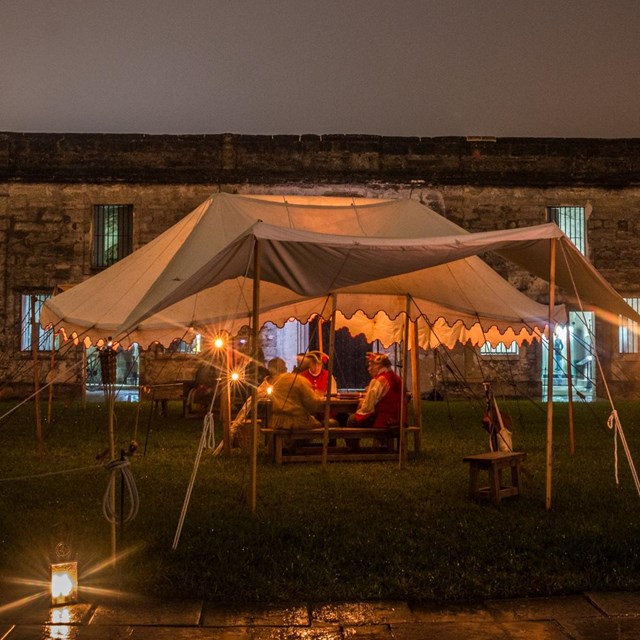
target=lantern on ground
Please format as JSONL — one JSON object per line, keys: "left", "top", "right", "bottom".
{"left": 50, "top": 561, "right": 78, "bottom": 606}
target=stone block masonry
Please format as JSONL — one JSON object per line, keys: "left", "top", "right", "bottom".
{"left": 1, "top": 132, "right": 640, "bottom": 399}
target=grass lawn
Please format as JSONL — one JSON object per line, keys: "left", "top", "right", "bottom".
{"left": 1, "top": 396, "right": 640, "bottom": 604}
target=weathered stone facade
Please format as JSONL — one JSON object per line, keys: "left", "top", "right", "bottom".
{"left": 1, "top": 132, "right": 639, "bottom": 400}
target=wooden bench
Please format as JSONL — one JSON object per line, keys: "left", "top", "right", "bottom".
{"left": 261, "top": 425, "right": 421, "bottom": 464}
{"left": 463, "top": 451, "right": 527, "bottom": 505}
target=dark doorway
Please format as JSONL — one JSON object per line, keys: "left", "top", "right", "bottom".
{"left": 308, "top": 320, "right": 372, "bottom": 390}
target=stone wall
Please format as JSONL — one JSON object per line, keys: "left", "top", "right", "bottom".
{"left": 1, "top": 132, "right": 640, "bottom": 400}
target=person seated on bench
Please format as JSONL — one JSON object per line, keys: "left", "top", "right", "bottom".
{"left": 213, "top": 357, "right": 288, "bottom": 455}
{"left": 296, "top": 351, "right": 337, "bottom": 397}
{"left": 298, "top": 351, "right": 343, "bottom": 437}
{"left": 345, "top": 352, "right": 406, "bottom": 449}
{"left": 269, "top": 357, "right": 321, "bottom": 430}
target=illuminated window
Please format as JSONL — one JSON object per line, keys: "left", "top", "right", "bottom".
{"left": 619, "top": 297, "right": 640, "bottom": 354}
{"left": 92, "top": 205, "right": 133, "bottom": 268}
{"left": 547, "top": 206, "right": 586, "bottom": 255}
{"left": 21, "top": 293, "right": 58, "bottom": 351}
{"left": 480, "top": 342, "right": 519, "bottom": 356}
{"left": 169, "top": 335, "right": 202, "bottom": 354}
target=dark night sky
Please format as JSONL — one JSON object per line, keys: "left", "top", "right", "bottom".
{"left": 2, "top": 0, "right": 640, "bottom": 138}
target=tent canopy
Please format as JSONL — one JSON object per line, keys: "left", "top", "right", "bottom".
{"left": 41, "top": 194, "right": 637, "bottom": 350}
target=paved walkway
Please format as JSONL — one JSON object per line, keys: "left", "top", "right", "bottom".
{"left": 2, "top": 591, "right": 640, "bottom": 638}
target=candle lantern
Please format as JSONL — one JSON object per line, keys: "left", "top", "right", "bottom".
{"left": 50, "top": 560, "right": 78, "bottom": 606}
{"left": 50, "top": 526, "right": 78, "bottom": 606}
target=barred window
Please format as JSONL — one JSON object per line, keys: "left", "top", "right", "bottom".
{"left": 619, "top": 297, "right": 640, "bottom": 354}
{"left": 547, "top": 206, "right": 586, "bottom": 256}
{"left": 480, "top": 342, "right": 519, "bottom": 356}
{"left": 92, "top": 205, "right": 133, "bottom": 268}
{"left": 21, "top": 293, "right": 58, "bottom": 352}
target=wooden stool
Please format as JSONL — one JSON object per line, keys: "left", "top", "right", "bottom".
{"left": 463, "top": 451, "right": 526, "bottom": 505}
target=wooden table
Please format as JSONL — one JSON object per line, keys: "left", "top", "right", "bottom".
{"left": 140, "top": 382, "right": 188, "bottom": 416}
{"left": 463, "top": 451, "right": 527, "bottom": 505}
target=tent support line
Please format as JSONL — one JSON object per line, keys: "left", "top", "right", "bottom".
{"left": 546, "top": 239, "right": 557, "bottom": 511}
{"left": 250, "top": 239, "right": 261, "bottom": 513}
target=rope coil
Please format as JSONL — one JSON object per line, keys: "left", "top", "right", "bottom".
{"left": 102, "top": 457, "right": 139, "bottom": 524}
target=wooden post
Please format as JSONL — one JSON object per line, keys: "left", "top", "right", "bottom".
{"left": 221, "top": 338, "right": 232, "bottom": 455}
{"left": 322, "top": 295, "right": 337, "bottom": 467}
{"left": 47, "top": 335, "right": 56, "bottom": 425}
{"left": 566, "top": 323, "right": 575, "bottom": 454}
{"left": 399, "top": 296, "right": 411, "bottom": 468}
{"left": 410, "top": 318, "right": 423, "bottom": 434}
{"left": 250, "top": 240, "right": 261, "bottom": 513}
{"left": 546, "top": 239, "right": 557, "bottom": 511}
{"left": 317, "top": 317, "right": 324, "bottom": 354}
{"left": 31, "top": 296, "right": 44, "bottom": 457}
{"left": 81, "top": 344, "right": 87, "bottom": 409}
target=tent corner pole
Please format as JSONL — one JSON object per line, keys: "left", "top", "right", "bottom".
{"left": 322, "top": 294, "right": 337, "bottom": 468}
{"left": 410, "top": 317, "right": 422, "bottom": 437}
{"left": 545, "top": 239, "right": 557, "bottom": 511}
{"left": 566, "top": 324, "right": 575, "bottom": 455}
{"left": 399, "top": 296, "right": 411, "bottom": 469}
{"left": 250, "top": 239, "right": 261, "bottom": 513}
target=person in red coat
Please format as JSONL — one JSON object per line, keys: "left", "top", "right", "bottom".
{"left": 348, "top": 352, "right": 405, "bottom": 429}
{"left": 297, "top": 351, "right": 337, "bottom": 397}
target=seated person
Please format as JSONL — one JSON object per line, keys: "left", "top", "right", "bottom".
{"left": 215, "top": 357, "right": 287, "bottom": 454}
{"left": 298, "top": 351, "right": 344, "bottom": 432}
{"left": 346, "top": 353, "right": 407, "bottom": 441}
{"left": 269, "top": 358, "right": 322, "bottom": 430}
{"left": 297, "top": 351, "right": 337, "bottom": 397}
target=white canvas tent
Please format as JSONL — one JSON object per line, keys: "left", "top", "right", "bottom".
{"left": 42, "top": 194, "right": 640, "bottom": 349}
{"left": 40, "top": 194, "right": 640, "bottom": 518}
{"left": 42, "top": 194, "right": 578, "bottom": 350}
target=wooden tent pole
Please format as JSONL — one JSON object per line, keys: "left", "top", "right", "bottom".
{"left": 566, "top": 323, "right": 575, "bottom": 454}
{"left": 222, "top": 338, "right": 232, "bottom": 455}
{"left": 250, "top": 240, "right": 261, "bottom": 513}
{"left": 546, "top": 239, "right": 557, "bottom": 511}
{"left": 47, "top": 286, "right": 59, "bottom": 425}
{"left": 81, "top": 344, "right": 87, "bottom": 409}
{"left": 47, "top": 343, "right": 55, "bottom": 425}
{"left": 317, "top": 317, "right": 324, "bottom": 354}
{"left": 31, "top": 296, "right": 43, "bottom": 457}
{"left": 410, "top": 317, "right": 423, "bottom": 435}
{"left": 322, "top": 294, "right": 337, "bottom": 467}
{"left": 399, "top": 296, "right": 410, "bottom": 469}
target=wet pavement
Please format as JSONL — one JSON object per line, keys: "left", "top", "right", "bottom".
{"left": 2, "top": 591, "right": 640, "bottom": 638}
